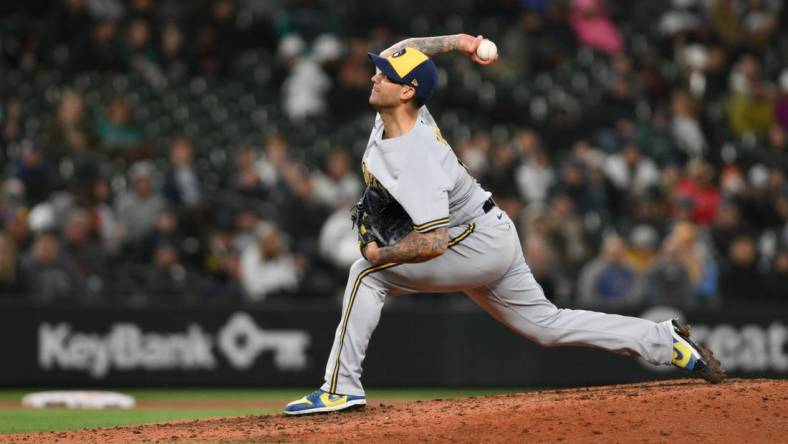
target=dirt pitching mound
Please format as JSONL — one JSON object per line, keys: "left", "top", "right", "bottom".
{"left": 4, "top": 378, "right": 786, "bottom": 443}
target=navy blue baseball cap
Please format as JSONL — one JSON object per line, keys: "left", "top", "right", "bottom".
{"left": 368, "top": 47, "right": 438, "bottom": 102}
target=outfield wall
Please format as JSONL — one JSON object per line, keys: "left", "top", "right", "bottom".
{"left": 1, "top": 302, "right": 785, "bottom": 387}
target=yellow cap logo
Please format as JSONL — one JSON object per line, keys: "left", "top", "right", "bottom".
{"left": 388, "top": 48, "right": 429, "bottom": 78}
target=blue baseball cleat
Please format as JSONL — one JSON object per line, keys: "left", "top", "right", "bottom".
{"left": 284, "top": 389, "right": 366, "bottom": 415}
{"left": 671, "top": 320, "right": 725, "bottom": 383}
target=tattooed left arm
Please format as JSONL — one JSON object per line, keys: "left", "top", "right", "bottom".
{"left": 364, "top": 228, "right": 449, "bottom": 265}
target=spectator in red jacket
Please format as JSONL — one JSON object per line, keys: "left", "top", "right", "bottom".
{"left": 674, "top": 159, "right": 720, "bottom": 225}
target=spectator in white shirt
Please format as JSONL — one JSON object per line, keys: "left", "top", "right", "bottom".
{"left": 240, "top": 223, "right": 300, "bottom": 301}
{"left": 515, "top": 147, "right": 555, "bottom": 204}
{"left": 312, "top": 148, "right": 361, "bottom": 209}
{"left": 605, "top": 143, "right": 660, "bottom": 195}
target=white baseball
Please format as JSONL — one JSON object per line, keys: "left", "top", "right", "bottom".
{"left": 476, "top": 39, "right": 498, "bottom": 61}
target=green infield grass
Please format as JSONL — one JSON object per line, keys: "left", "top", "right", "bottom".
{"left": 0, "top": 388, "right": 525, "bottom": 435}
{"left": 0, "top": 408, "right": 277, "bottom": 435}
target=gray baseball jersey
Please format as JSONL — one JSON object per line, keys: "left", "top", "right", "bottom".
{"left": 360, "top": 107, "right": 490, "bottom": 231}
{"left": 321, "top": 107, "right": 674, "bottom": 396}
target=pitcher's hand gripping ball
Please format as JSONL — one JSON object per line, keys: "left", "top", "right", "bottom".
{"left": 475, "top": 39, "right": 497, "bottom": 61}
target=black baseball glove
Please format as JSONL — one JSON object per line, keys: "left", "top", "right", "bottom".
{"left": 350, "top": 186, "right": 413, "bottom": 257}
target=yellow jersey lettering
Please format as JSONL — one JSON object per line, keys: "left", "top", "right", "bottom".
{"left": 432, "top": 125, "right": 449, "bottom": 146}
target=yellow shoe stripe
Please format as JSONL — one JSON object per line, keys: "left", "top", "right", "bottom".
{"left": 673, "top": 341, "right": 693, "bottom": 368}
{"left": 328, "top": 223, "right": 476, "bottom": 393}
{"left": 286, "top": 396, "right": 312, "bottom": 407}
{"left": 319, "top": 392, "right": 349, "bottom": 407}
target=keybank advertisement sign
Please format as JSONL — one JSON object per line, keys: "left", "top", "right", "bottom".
{"left": 1, "top": 303, "right": 784, "bottom": 386}
{"left": 38, "top": 313, "right": 310, "bottom": 378}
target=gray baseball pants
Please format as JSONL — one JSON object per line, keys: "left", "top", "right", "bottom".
{"left": 321, "top": 209, "right": 674, "bottom": 396}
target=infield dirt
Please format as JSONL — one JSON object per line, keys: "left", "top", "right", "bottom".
{"left": 2, "top": 378, "right": 786, "bottom": 443}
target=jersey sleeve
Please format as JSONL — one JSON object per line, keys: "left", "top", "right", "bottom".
{"left": 418, "top": 106, "right": 437, "bottom": 127}
{"left": 393, "top": 143, "right": 452, "bottom": 233}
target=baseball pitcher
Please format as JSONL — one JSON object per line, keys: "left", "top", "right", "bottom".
{"left": 285, "top": 33, "right": 725, "bottom": 415}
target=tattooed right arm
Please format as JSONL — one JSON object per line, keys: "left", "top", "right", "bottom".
{"left": 380, "top": 35, "right": 466, "bottom": 58}
{"left": 379, "top": 34, "right": 496, "bottom": 65}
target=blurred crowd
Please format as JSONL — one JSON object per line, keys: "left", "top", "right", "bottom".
{"left": 0, "top": 0, "right": 787, "bottom": 308}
